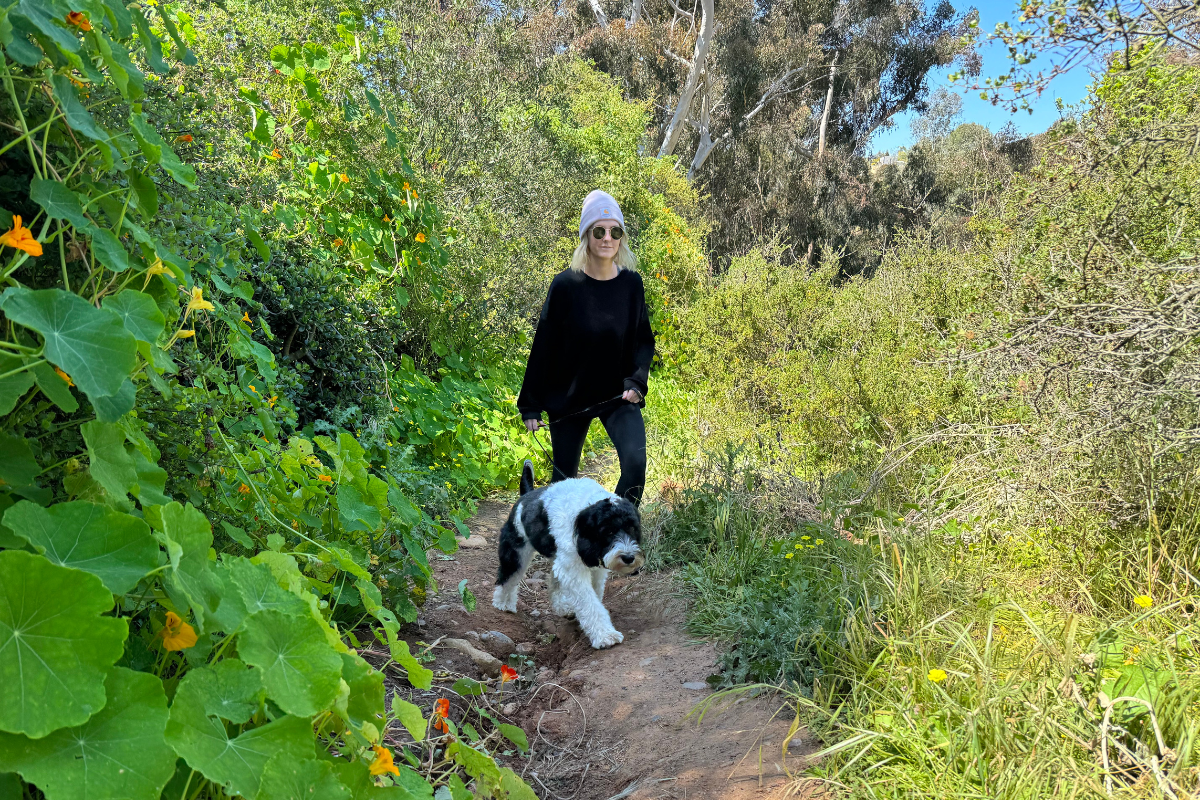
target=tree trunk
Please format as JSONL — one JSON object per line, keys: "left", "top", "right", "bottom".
{"left": 817, "top": 54, "right": 838, "bottom": 158}
{"left": 629, "top": 0, "right": 643, "bottom": 25}
{"left": 687, "top": 74, "right": 712, "bottom": 179}
{"left": 589, "top": 0, "right": 608, "bottom": 27}
{"left": 658, "top": 0, "right": 714, "bottom": 158}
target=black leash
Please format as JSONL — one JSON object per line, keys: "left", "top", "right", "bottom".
{"left": 528, "top": 394, "right": 628, "bottom": 481}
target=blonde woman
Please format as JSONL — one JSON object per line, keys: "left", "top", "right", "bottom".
{"left": 517, "top": 190, "right": 655, "bottom": 506}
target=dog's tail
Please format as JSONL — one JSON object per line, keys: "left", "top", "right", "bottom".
{"left": 520, "top": 459, "right": 536, "bottom": 496}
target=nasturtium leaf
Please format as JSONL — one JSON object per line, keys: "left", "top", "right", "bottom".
{"left": 91, "top": 378, "right": 136, "bottom": 423}
{"left": 270, "top": 44, "right": 296, "bottom": 75}
{"left": 146, "top": 502, "right": 220, "bottom": 631}
{"left": 457, "top": 579, "right": 476, "bottom": 613}
{"left": 497, "top": 723, "right": 529, "bottom": 754}
{"left": 0, "top": 667, "right": 174, "bottom": 799}
{"left": 334, "top": 759, "right": 427, "bottom": 800}
{"left": 130, "top": 8, "right": 168, "bottom": 74}
{"left": 90, "top": 227, "right": 132, "bottom": 273}
{"left": 179, "top": 660, "right": 262, "bottom": 724}
{"left": 0, "top": 433, "right": 38, "bottom": 489}
{"left": 239, "top": 610, "right": 343, "bottom": 717}
{"left": 339, "top": 652, "right": 385, "bottom": 730}
{"left": 31, "top": 361, "right": 78, "bottom": 412}
{"left": 0, "top": 288, "right": 136, "bottom": 399}
{"left": 48, "top": 80, "right": 101, "bottom": 143}
{"left": 450, "top": 677, "right": 484, "bottom": 697}
{"left": 14, "top": 0, "right": 83, "bottom": 71}
{"left": 155, "top": 6, "right": 196, "bottom": 65}
{"left": 388, "top": 638, "right": 433, "bottom": 690}
{"left": 229, "top": 557, "right": 309, "bottom": 617}
{"left": 127, "top": 169, "right": 160, "bottom": 218}
{"left": 256, "top": 753, "right": 351, "bottom": 800}
{"left": 6, "top": 29, "right": 43, "bottom": 66}
{"left": 498, "top": 768, "right": 539, "bottom": 800}
{"left": 129, "top": 113, "right": 196, "bottom": 189}
{"left": 221, "top": 521, "right": 254, "bottom": 549}
{"left": 391, "top": 694, "right": 426, "bottom": 742}
{"left": 0, "top": 355, "right": 34, "bottom": 415}
{"left": 166, "top": 672, "right": 314, "bottom": 799}
{"left": 103, "top": 290, "right": 165, "bottom": 345}
{"left": 365, "top": 88, "right": 382, "bottom": 115}
{"left": 301, "top": 42, "right": 330, "bottom": 71}
{"left": 82, "top": 420, "right": 137, "bottom": 500}
{"left": 92, "top": 27, "right": 143, "bottom": 100}
{"left": 246, "top": 227, "right": 270, "bottom": 262}
{"left": 102, "top": 0, "right": 133, "bottom": 38}
{"left": 206, "top": 564, "right": 249, "bottom": 634}
{"left": 0, "top": 551, "right": 128, "bottom": 737}
{"left": 3, "top": 501, "right": 158, "bottom": 595}
{"left": 29, "top": 177, "right": 93, "bottom": 232}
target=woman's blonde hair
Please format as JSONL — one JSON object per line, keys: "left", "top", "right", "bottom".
{"left": 571, "top": 231, "right": 638, "bottom": 272}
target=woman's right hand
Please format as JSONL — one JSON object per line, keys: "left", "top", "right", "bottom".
{"left": 525, "top": 418, "right": 542, "bottom": 432}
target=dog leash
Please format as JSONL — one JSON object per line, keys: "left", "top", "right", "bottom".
{"left": 528, "top": 394, "right": 628, "bottom": 481}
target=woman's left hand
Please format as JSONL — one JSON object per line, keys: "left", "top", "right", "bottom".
{"left": 622, "top": 389, "right": 642, "bottom": 404}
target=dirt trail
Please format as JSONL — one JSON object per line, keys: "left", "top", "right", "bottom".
{"left": 392, "top": 498, "right": 813, "bottom": 800}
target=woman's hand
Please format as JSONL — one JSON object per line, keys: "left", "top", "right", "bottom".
{"left": 622, "top": 389, "right": 642, "bottom": 404}
{"left": 525, "top": 418, "right": 542, "bottom": 432}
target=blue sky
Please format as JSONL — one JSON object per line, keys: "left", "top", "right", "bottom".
{"left": 870, "top": 0, "right": 1100, "bottom": 155}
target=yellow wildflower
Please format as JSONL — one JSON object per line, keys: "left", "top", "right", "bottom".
{"left": 369, "top": 745, "right": 399, "bottom": 777}
{"left": 784, "top": 552, "right": 794, "bottom": 559}
{"left": 1134, "top": 595, "right": 1153, "bottom": 609}
{"left": 242, "top": 312, "right": 251, "bottom": 323}
{"left": 415, "top": 232, "right": 426, "bottom": 243}
{"left": 318, "top": 474, "right": 332, "bottom": 482}
{"left": 238, "top": 483, "right": 250, "bottom": 494}
{"left": 186, "top": 286, "right": 214, "bottom": 313}
{"left": 928, "top": 668, "right": 947, "bottom": 683}
{"left": 160, "top": 611, "right": 198, "bottom": 651}
{"left": 339, "top": 173, "right": 349, "bottom": 183}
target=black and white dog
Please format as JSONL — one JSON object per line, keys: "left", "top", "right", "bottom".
{"left": 492, "top": 460, "right": 644, "bottom": 649}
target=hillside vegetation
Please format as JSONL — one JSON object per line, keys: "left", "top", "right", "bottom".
{"left": 1, "top": 0, "right": 1198, "bottom": 798}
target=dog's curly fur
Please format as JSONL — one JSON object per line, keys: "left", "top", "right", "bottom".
{"left": 492, "top": 460, "right": 644, "bottom": 649}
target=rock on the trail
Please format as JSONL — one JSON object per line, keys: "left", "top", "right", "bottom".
{"left": 682, "top": 681, "right": 709, "bottom": 691}
{"left": 479, "top": 630, "right": 517, "bottom": 657}
{"left": 443, "top": 638, "right": 502, "bottom": 678}
{"left": 537, "top": 667, "right": 555, "bottom": 683}
{"left": 457, "top": 534, "right": 488, "bottom": 548}
{"left": 516, "top": 642, "right": 535, "bottom": 655}
{"left": 501, "top": 702, "right": 518, "bottom": 715}
{"left": 529, "top": 609, "right": 541, "bottom": 618}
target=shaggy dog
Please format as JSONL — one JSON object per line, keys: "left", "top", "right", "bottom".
{"left": 492, "top": 460, "right": 644, "bottom": 649}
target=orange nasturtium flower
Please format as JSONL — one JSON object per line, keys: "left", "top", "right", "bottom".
{"left": 318, "top": 474, "right": 332, "bottom": 483}
{"left": 339, "top": 173, "right": 349, "bottom": 183}
{"left": 433, "top": 698, "right": 450, "bottom": 732}
{"left": 368, "top": 745, "right": 400, "bottom": 777}
{"left": 403, "top": 182, "right": 411, "bottom": 191}
{"left": 54, "top": 367, "right": 74, "bottom": 387}
{"left": 65, "top": 11, "right": 92, "bottom": 30}
{"left": 186, "top": 286, "right": 214, "bottom": 314}
{"left": 269, "top": 149, "right": 282, "bottom": 159}
{"left": 0, "top": 215, "right": 43, "bottom": 257}
{"left": 500, "top": 665, "right": 518, "bottom": 685}
{"left": 382, "top": 215, "right": 391, "bottom": 223}
{"left": 174, "top": 133, "right": 193, "bottom": 143}
{"left": 332, "top": 238, "right": 344, "bottom": 247}
{"left": 415, "top": 232, "right": 427, "bottom": 243}
{"left": 242, "top": 311, "right": 251, "bottom": 323}
{"left": 160, "top": 611, "right": 198, "bottom": 651}
{"left": 238, "top": 483, "right": 251, "bottom": 494}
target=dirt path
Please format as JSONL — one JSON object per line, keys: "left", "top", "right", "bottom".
{"left": 386, "top": 499, "right": 812, "bottom": 800}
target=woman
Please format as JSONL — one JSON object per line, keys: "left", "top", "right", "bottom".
{"left": 517, "top": 190, "right": 655, "bottom": 506}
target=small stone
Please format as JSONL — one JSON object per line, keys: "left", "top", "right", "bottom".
{"left": 682, "top": 681, "right": 708, "bottom": 691}
{"left": 639, "top": 657, "right": 655, "bottom": 666}
{"left": 516, "top": 642, "right": 535, "bottom": 655}
{"left": 464, "top": 631, "right": 480, "bottom": 641}
{"left": 568, "top": 669, "right": 589, "bottom": 679}
{"left": 531, "top": 570, "right": 546, "bottom": 580}
{"left": 416, "top": 617, "right": 426, "bottom": 627}
{"left": 588, "top": 660, "right": 598, "bottom": 667}
{"left": 458, "top": 534, "right": 488, "bottom": 549}
{"left": 443, "top": 638, "right": 502, "bottom": 678}
{"left": 529, "top": 609, "right": 541, "bottom": 618}
{"left": 435, "top": 604, "right": 451, "bottom": 612}
{"left": 501, "top": 702, "right": 518, "bottom": 715}
{"left": 538, "top": 668, "right": 556, "bottom": 683}
{"left": 479, "top": 630, "right": 517, "bottom": 658}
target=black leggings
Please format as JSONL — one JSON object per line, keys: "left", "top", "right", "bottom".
{"left": 549, "top": 402, "right": 647, "bottom": 506}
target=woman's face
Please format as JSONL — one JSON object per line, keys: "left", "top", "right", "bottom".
{"left": 588, "top": 222, "right": 622, "bottom": 261}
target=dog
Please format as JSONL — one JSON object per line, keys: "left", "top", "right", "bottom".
{"left": 492, "top": 460, "right": 644, "bottom": 649}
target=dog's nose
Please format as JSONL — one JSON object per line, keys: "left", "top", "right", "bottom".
{"left": 621, "top": 554, "right": 635, "bottom": 564}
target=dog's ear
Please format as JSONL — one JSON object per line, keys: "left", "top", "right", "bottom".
{"left": 520, "top": 459, "right": 535, "bottom": 495}
{"left": 574, "top": 501, "right": 612, "bottom": 567}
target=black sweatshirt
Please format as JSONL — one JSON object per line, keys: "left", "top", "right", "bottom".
{"left": 517, "top": 268, "right": 656, "bottom": 423}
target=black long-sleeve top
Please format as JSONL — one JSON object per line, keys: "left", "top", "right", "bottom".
{"left": 517, "top": 268, "right": 656, "bottom": 423}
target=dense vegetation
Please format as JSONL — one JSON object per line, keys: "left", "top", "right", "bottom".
{"left": 2, "top": 0, "right": 1197, "bottom": 798}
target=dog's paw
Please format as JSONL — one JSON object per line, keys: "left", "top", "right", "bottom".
{"left": 589, "top": 628, "right": 624, "bottom": 649}
{"left": 491, "top": 586, "right": 518, "bottom": 613}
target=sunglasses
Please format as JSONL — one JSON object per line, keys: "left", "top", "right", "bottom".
{"left": 590, "top": 225, "right": 624, "bottom": 241}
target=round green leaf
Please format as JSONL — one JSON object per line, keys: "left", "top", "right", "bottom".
{"left": 0, "top": 667, "right": 175, "bottom": 799}
{"left": 102, "top": 290, "right": 165, "bottom": 344}
{"left": 255, "top": 753, "right": 351, "bottom": 800}
{"left": 29, "top": 177, "right": 93, "bottom": 232}
{"left": 229, "top": 557, "right": 309, "bottom": 617}
{"left": 166, "top": 669, "right": 314, "bottom": 799}
{"left": 0, "top": 551, "right": 128, "bottom": 737}
{"left": 239, "top": 610, "right": 343, "bottom": 717}
{"left": 0, "top": 288, "right": 136, "bottom": 400}
{"left": 2, "top": 501, "right": 159, "bottom": 596}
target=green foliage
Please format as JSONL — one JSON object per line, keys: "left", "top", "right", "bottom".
{"left": 0, "top": 6, "right": 534, "bottom": 798}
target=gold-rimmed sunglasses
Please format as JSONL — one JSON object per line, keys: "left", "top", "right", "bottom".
{"left": 590, "top": 224, "right": 624, "bottom": 241}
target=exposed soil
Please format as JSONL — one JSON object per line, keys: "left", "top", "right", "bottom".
{"left": 379, "top": 495, "right": 816, "bottom": 800}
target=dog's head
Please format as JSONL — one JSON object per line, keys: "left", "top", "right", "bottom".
{"left": 575, "top": 496, "right": 644, "bottom": 575}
